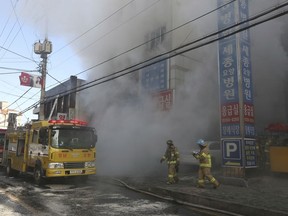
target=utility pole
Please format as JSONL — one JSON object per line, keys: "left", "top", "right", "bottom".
{"left": 34, "top": 39, "right": 52, "bottom": 120}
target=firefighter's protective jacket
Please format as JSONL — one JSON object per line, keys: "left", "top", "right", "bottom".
{"left": 162, "top": 145, "right": 180, "bottom": 165}
{"left": 193, "top": 147, "right": 212, "bottom": 168}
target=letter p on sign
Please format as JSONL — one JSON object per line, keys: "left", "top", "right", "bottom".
{"left": 226, "top": 142, "right": 237, "bottom": 157}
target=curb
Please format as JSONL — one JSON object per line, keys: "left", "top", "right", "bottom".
{"left": 143, "top": 186, "right": 288, "bottom": 216}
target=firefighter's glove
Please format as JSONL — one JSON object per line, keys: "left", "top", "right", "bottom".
{"left": 160, "top": 158, "right": 164, "bottom": 163}
{"left": 192, "top": 151, "right": 198, "bottom": 156}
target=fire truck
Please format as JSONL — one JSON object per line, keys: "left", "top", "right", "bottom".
{"left": 257, "top": 123, "right": 288, "bottom": 173}
{"left": 3, "top": 119, "right": 97, "bottom": 185}
{"left": 0, "top": 129, "right": 7, "bottom": 163}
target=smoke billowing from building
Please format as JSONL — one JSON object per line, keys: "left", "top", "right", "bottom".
{"left": 20, "top": 0, "right": 288, "bottom": 176}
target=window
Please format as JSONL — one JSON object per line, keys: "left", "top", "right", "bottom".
{"left": 147, "top": 26, "right": 166, "bottom": 50}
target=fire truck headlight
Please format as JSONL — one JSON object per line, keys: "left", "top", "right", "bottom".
{"left": 85, "top": 161, "right": 95, "bottom": 168}
{"left": 48, "top": 163, "right": 64, "bottom": 169}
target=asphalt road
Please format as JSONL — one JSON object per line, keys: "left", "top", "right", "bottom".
{"left": 0, "top": 169, "right": 216, "bottom": 216}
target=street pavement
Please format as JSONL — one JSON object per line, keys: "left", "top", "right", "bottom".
{"left": 118, "top": 167, "right": 288, "bottom": 216}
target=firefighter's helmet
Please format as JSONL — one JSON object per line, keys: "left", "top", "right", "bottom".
{"left": 196, "top": 139, "right": 207, "bottom": 147}
{"left": 167, "top": 140, "right": 173, "bottom": 145}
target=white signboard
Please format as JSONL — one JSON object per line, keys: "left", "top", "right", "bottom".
{"left": 57, "top": 113, "right": 67, "bottom": 120}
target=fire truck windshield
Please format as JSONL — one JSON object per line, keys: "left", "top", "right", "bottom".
{"left": 51, "top": 128, "right": 96, "bottom": 149}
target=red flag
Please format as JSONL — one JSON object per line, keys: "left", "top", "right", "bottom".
{"left": 19, "top": 72, "right": 42, "bottom": 88}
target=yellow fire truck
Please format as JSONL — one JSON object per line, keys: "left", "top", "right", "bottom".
{"left": 3, "top": 119, "right": 97, "bottom": 185}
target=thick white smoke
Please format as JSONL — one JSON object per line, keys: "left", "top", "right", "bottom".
{"left": 18, "top": 0, "right": 288, "bottom": 176}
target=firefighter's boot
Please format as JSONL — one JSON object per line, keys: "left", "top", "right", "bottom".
{"left": 197, "top": 179, "right": 205, "bottom": 188}
{"left": 211, "top": 178, "right": 220, "bottom": 189}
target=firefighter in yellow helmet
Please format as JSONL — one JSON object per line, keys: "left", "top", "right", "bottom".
{"left": 160, "top": 140, "right": 180, "bottom": 184}
{"left": 192, "top": 139, "right": 220, "bottom": 189}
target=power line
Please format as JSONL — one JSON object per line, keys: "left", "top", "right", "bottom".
{"left": 3, "top": 87, "right": 33, "bottom": 110}
{"left": 50, "top": 0, "right": 234, "bottom": 82}
{"left": 73, "top": 0, "right": 235, "bottom": 77}
{"left": 45, "top": 0, "right": 235, "bottom": 94}
{"left": 0, "top": 90, "right": 38, "bottom": 100}
{"left": 51, "top": 0, "right": 136, "bottom": 56}
{"left": 46, "top": 72, "right": 67, "bottom": 87}
{"left": 0, "top": 66, "right": 39, "bottom": 72}
{"left": 9, "top": 0, "right": 31, "bottom": 56}
{"left": 19, "top": 1, "right": 288, "bottom": 115}
{"left": 51, "top": 0, "right": 160, "bottom": 71}
{"left": 0, "top": 4, "right": 14, "bottom": 38}
{"left": 46, "top": 1, "right": 288, "bottom": 99}
{"left": 0, "top": 44, "right": 38, "bottom": 63}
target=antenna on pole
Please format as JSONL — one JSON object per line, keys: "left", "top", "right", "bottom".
{"left": 34, "top": 39, "right": 52, "bottom": 120}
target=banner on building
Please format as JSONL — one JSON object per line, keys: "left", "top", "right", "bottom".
{"left": 141, "top": 59, "right": 168, "bottom": 92}
{"left": 218, "top": 0, "right": 256, "bottom": 168}
{"left": 19, "top": 72, "right": 42, "bottom": 88}
{"left": 153, "top": 89, "right": 173, "bottom": 111}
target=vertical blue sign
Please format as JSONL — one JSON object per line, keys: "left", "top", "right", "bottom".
{"left": 218, "top": 0, "right": 256, "bottom": 168}
{"left": 141, "top": 59, "right": 168, "bottom": 92}
{"left": 238, "top": 0, "right": 256, "bottom": 138}
{"left": 218, "top": 0, "right": 241, "bottom": 137}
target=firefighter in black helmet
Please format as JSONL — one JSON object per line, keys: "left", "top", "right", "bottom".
{"left": 160, "top": 140, "right": 180, "bottom": 184}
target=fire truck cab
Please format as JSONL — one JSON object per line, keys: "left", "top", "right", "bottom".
{"left": 5, "top": 119, "right": 97, "bottom": 185}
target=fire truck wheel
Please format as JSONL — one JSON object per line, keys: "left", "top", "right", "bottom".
{"left": 34, "top": 166, "right": 44, "bottom": 186}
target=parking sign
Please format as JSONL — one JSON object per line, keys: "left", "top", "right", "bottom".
{"left": 222, "top": 139, "right": 243, "bottom": 167}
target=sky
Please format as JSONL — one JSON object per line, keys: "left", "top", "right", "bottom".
{"left": 0, "top": 0, "right": 288, "bottom": 176}
{"left": 0, "top": 0, "right": 103, "bottom": 122}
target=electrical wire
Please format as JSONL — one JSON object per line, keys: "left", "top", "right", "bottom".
{"left": 3, "top": 87, "right": 33, "bottom": 110}
{"left": 20, "top": 9, "right": 288, "bottom": 116}
{"left": 44, "top": 1, "right": 288, "bottom": 100}
{"left": 18, "top": 1, "right": 288, "bottom": 115}
{"left": 31, "top": 0, "right": 235, "bottom": 95}
{"left": 0, "top": 44, "right": 38, "bottom": 63}
{"left": 51, "top": 0, "right": 161, "bottom": 71}
{"left": 46, "top": 72, "right": 67, "bottom": 87}
{"left": 0, "top": 90, "right": 38, "bottom": 100}
{"left": 49, "top": 0, "right": 235, "bottom": 84}
{"left": 9, "top": 0, "right": 31, "bottom": 56}
{"left": 0, "top": 5, "right": 14, "bottom": 38}
{"left": 51, "top": 0, "right": 136, "bottom": 56}
{"left": 0, "top": 66, "right": 38, "bottom": 72}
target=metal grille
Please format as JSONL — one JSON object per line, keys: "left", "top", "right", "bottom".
{"left": 64, "top": 162, "right": 85, "bottom": 169}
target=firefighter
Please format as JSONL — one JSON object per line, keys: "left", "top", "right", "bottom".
{"left": 192, "top": 139, "right": 220, "bottom": 189}
{"left": 160, "top": 140, "right": 180, "bottom": 184}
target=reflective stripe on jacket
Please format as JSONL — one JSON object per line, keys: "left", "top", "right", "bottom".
{"left": 162, "top": 146, "right": 180, "bottom": 165}
{"left": 195, "top": 147, "right": 212, "bottom": 168}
